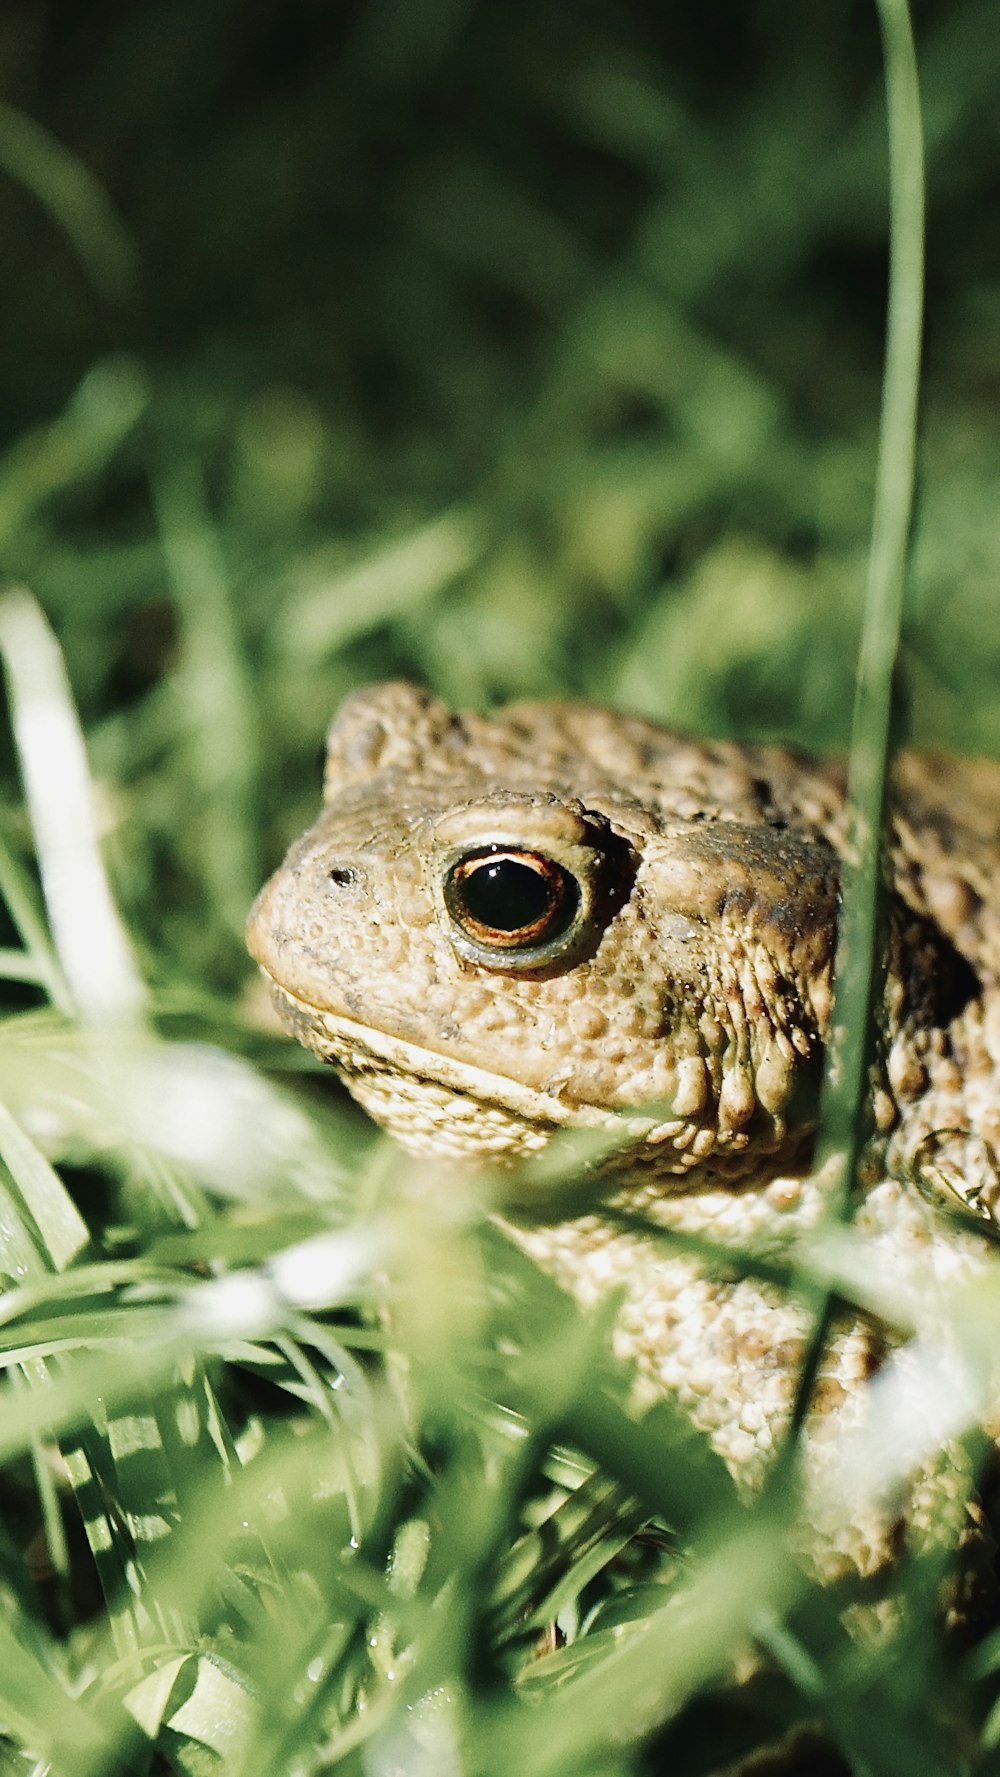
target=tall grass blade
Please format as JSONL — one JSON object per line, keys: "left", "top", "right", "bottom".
{"left": 0, "top": 590, "right": 146, "bottom": 1023}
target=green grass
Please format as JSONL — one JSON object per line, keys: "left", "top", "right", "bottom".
{"left": 0, "top": 1, "right": 996, "bottom": 1772}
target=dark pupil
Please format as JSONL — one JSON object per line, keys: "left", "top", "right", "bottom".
{"left": 461, "top": 858, "right": 555, "bottom": 933}
{"left": 454, "top": 852, "right": 575, "bottom": 938}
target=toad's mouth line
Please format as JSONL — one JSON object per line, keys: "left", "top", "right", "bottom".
{"left": 263, "top": 973, "right": 677, "bottom": 1138}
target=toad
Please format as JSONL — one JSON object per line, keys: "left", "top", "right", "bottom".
{"left": 247, "top": 682, "right": 1000, "bottom": 1568}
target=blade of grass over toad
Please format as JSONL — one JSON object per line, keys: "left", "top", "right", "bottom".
{"left": 819, "top": 0, "right": 924, "bottom": 1190}
{"left": 0, "top": 589, "right": 146, "bottom": 1021}
{"left": 788, "top": 0, "right": 924, "bottom": 1436}
{"left": 0, "top": 99, "right": 139, "bottom": 306}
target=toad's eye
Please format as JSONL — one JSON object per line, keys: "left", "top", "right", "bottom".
{"left": 444, "top": 849, "right": 580, "bottom": 953}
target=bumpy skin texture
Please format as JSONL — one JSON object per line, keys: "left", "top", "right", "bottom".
{"left": 247, "top": 683, "right": 1000, "bottom": 1571}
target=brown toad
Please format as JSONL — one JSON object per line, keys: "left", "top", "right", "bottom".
{"left": 247, "top": 682, "right": 1000, "bottom": 1566}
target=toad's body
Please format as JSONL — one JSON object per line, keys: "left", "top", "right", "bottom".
{"left": 248, "top": 683, "right": 1000, "bottom": 1568}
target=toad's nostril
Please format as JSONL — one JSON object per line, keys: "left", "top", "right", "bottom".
{"left": 328, "top": 866, "right": 359, "bottom": 887}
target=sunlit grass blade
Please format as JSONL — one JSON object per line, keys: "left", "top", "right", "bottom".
{"left": 0, "top": 1099, "right": 88, "bottom": 1271}
{"left": 122, "top": 1651, "right": 259, "bottom": 1773}
{"left": 0, "top": 590, "right": 145, "bottom": 1023}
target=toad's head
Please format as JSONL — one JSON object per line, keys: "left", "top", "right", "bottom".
{"left": 247, "top": 684, "right": 839, "bottom": 1182}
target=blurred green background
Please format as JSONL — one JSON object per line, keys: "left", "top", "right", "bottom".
{"left": 0, "top": 0, "right": 997, "bottom": 982}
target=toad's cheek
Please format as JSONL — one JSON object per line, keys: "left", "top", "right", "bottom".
{"left": 246, "top": 850, "right": 406, "bottom": 1012}
{"left": 255, "top": 979, "right": 632, "bottom": 1164}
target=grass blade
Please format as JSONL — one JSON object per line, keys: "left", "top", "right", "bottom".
{"left": 0, "top": 100, "right": 138, "bottom": 306}
{"left": 0, "top": 590, "right": 146, "bottom": 1024}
